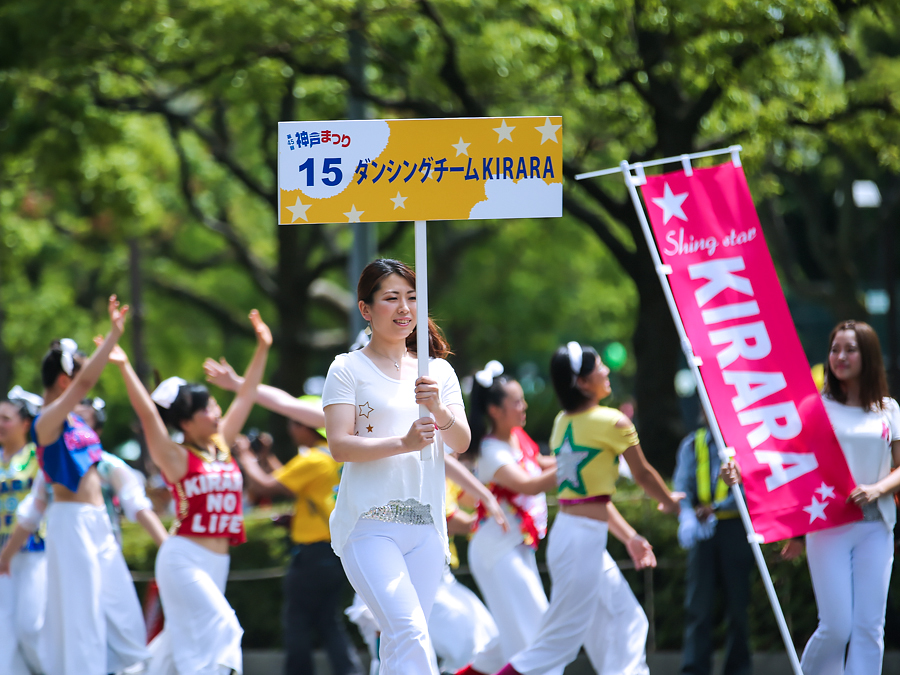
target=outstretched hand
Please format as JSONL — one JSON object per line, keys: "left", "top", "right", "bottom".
{"left": 94, "top": 336, "right": 128, "bottom": 366}
{"left": 658, "top": 491, "right": 685, "bottom": 515}
{"left": 204, "top": 357, "right": 241, "bottom": 392}
{"left": 249, "top": 310, "right": 272, "bottom": 348}
{"left": 108, "top": 295, "right": 129, "bottom": 335}
{"left": 482, "top": 493, "right": 511, "bottom": 533}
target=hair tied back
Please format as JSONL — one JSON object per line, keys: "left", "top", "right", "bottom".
{"left": 475, "top": 360, "right": 505, "bottom": 388}
{"left": 151, "top": 377, "right": 187, "bottom": 409}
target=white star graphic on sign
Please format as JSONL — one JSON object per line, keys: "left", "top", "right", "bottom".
{"left": 343, "top": 204, "right": 364, "bottom": 223}
{"left": 814, "top": 483, "right": 835, "bottom": 501}
{"left": 390, "top": 192, "right": 407, "bottom": 210}
{"left": 535, "top": 117, "right": 562, "bottom": 145}
{"left": 493, "top": 119, "right": 515, "bottom": 143}
{"left": 651, "top": 183, "right": 689, "bottom": 225}
{"left": 556, "top": 436, "right": 589, "bottom": 489}
{"left": 452, "top": 137, "right": 470, "bottom": 156}
{"left": 803, "top": 496, "right": 828, "bottom": 524}
{"left": 285, "top": 197, "right": 311, "bottom": 223}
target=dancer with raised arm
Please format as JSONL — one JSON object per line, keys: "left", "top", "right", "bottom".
{"left": 28, "top": 296, "right": 150, "bottom": 675}
{"left": 322, "top": 259, "right": 471, "bottom": 675}
{"left": 109, "top": 309, "right": 271, "bottom": 675}
{"left": 493, "top": 342, "right": 680, "bottom": 675}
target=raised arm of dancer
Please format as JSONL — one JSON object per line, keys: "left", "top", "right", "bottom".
{"left": 445, "top": 454, "right": 510, "bottom": 532}
{"left": 219, "top": 310, "right": 272, "bottom": 447}
{"left": 607, "top": 502, "right": 656, "bottom": 570}
{"left": 620, "top": 426, "right": 680, "bottom": 514}
{"left": 106, "top": 343, "right": 186, "bottom": 481}
{"left": 35, "top": 296, "right": 128, "bottom": 445}
{"left": 204, "top": 357, "right": 325, "bottom": 429}
{"left": 492, "top": 462, "right": 558, "bottom": 496}
{"left": 232, "top": 435, "right": 293, "bottom": 499}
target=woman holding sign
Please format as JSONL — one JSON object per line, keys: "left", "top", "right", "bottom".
{"left": 322, "top": 259, "right": 471, "bottom": 675}
{"left": 494, "top": 342, "right": 679, "bottom": 675}
{"left": 798, "top": 320, "right": 900, "bottom": 675}
{"left": 108, "top": 309, "right": 271, "bottom": 675}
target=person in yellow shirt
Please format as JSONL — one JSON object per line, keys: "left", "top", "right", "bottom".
{"left": 208, "top": 353, "right": 364, "bottom": 675}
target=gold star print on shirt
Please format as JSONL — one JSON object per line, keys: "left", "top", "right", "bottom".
{"left": 359, "top": 402, "right": 374, "bottom": 418}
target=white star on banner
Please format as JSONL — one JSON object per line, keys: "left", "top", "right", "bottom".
{"left": 390, "top": 192, "right": 407, "bottom": 210}
{"left": 814, "top": 483, "right": 835, "bottom": 501}
{"left": 803, "top": 496, "right": 828, "bottom": 524}
{"left": 556, "top": 436, "right": 589, "bottom": 489}
{"left": 651, "top": 183, "right": 689, "bottom": 225}
{"left": 535, "top": 117, "right": 562, "bottom": 145}
{"left": 493, "top": 119, "right": 515, "bottom": 143}
{"left": 285, "top": 197, "right": 311, "bottom": 223}
{"left": 343, "top": 204, "right": 364, "bottom": 223}
{"left": 452, "top": 137, "right": 471, "bottom": 156}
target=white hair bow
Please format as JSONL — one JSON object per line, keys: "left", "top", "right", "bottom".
{"left": 475, "top": 360, "right": 505, "bottom": 388}
{"left": 566, "top": 342, "right": 583, "bottom": 385}
{"left": 59, "top": 338, "right": 79, "bottom": 377}
{"left": 151, "top": 377, "right": 187, "bottom": 409}
{"left": 91, "top": 397, "right": 106, "bottom": 412}
{"left": 8, "top": 385, "right": 44, "bottom": 417}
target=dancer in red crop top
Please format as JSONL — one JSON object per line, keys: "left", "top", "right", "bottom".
{"left": 108, "top": 309, "right": 271, "bottom": 675}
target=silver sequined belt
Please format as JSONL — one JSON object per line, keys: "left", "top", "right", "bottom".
{"left": 360, "top": 499, "right": 434, "bottom": 525}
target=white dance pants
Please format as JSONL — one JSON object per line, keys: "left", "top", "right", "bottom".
{"left": 510, "top": 512, "right": 649, "bottom": 675}
{"left": 0, "top": 551, "right": 46, "bottom": 675}
{"left": 42, "top": 502, "right": 149, "bottom": 675}
{"left": 340, "top": 519, "right": 444, "bottom": 675}
{"left": 469, "top": 529, "right": 563, "bottom": 675}
{"left": 428, "top": 567, "right": 502, "bottom": 672}
{"left": 149, "top": 536, "right": 243, "bottom": 675}
{"left": 801, "top": 520, "right": 894, "bottom": 675}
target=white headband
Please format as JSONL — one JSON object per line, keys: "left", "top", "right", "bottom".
{"left": 566, "top": 341, "right": 583, "bottom": 385}
{"left": 59, "top": 338, "right": 79, "bottom": 377}
{"left": 8, "top": 385, "right": 44, "bottom": 417}
{"left": 151, "top": 377, "right": 187, "bottom": 409}
{"left": 475, "top": 360, "right": 505, "bottom": 388}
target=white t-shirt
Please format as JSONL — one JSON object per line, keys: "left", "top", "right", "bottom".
{"left": 823, "top": 395, "right": 900, "bottom": 528}
{"left": 470, "top": 436, "right": 548, "bottom": 567}
{"left": 322, "top": 350, "right": 464, "bottom": 557}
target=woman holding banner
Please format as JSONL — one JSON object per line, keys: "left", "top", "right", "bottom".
{"left": 323, "top": 258, "right": 471, "bottom": 675}
{"left": 798, "top": 320, "right": 900, "bottom": 675}
{"left": 493, "top": 342, "right": 679, "bottom": 675}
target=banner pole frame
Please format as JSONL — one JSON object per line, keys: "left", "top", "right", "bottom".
{"left": 414, "top": 220, "right": 433, "bottom": 462}
{"left": 577, "top": 153, "right": 803, "bottom": 675}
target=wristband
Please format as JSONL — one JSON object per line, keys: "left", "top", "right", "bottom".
{"left": 437, "top": 412, "right": 456, "bottom": 431}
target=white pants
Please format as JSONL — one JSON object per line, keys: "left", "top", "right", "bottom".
{"left": 801, "top": 520, "right": 894, "bottom": 675}
{"left": 340, "top": 519, "right": 444, "bottom": 675}
{"left": 510, "top": 512, "right": 649, "bottom": 675}
{"left": 0, "top": 551, "right": 46, "bottom": 674}
{"left": 149, "top": 536, "right": 242, "bottom": 675}
{"left": 41, "top": 502, "right": 149, "bottom": 675}
{"left": 428, "top": 567, "right": 502, "bottom": 672}
{"left": 469, "top": 530, "right": 564, "bottom": 675}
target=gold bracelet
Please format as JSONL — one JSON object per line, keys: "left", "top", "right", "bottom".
{"left": 437, "top": 412, "right": 456, "bottom": 431}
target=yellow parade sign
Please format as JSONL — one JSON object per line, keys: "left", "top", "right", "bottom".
{"left": 277, "top": 116, "right": 562, "bottom": 224}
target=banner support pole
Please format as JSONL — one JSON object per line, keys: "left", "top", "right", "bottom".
{"left": 414, "top": 220, "right": 432, "bottom": 461}
{"left": 616, "top": 159, "right": 804, "bottom": 675}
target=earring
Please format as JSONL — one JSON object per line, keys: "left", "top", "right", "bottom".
{"left": 364, "top": 322, "right": 372, "bottom": 336}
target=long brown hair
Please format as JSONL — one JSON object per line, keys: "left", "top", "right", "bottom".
{"left": 823, "top": 320, "right": 889, "bottom": 411}
{"left": 357, "top": 259, "right": 451, "bottom": 359}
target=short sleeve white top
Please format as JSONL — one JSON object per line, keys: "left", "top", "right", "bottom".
{"left": 823, "top": 395, "right": 900, "bottom": 528}
{"left": 322, "top": 350, "right": 464, "bottom": 557}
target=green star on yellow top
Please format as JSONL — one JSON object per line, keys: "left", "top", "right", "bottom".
{"left": 554, "top": 422, "right": 600, "bottom": 495}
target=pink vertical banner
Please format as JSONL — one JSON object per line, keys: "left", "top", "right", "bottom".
{"left": 639, "top": 161, "right": 860, "bottom": 543}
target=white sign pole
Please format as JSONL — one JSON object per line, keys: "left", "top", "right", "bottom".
{"left": 414, "top": 220, "right": 432, "bottom": 461}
